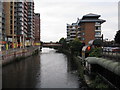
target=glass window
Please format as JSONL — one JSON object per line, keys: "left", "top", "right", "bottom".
{"left": 95, "top": 32, "right": 101, "bottom": 35}
{"left": 81, "top": 37, "right": 85, "bottom": 40}
{"left": 95, "top": 26, "right": 101, "bottom": 30}
{"left": 82, "top": 32, "right": 85, "bottom": 35}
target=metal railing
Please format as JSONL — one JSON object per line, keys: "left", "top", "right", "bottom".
{"left": 102, "top": 51, "right": 120, "bottom": 62}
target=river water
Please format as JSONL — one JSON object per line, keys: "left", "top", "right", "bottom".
{"left": 2, "top": 48, "right": 81, "bottom": 88}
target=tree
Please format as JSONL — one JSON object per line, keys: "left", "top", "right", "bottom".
{"left": 69, "top": 38, "right": 83, "bottom": 55}
{"left": 59, "top": 38, "right": 68, "bottom": 49}
{"left": 93, "top": 39, "right": 103, "bottom": 47}
{"left": 115, "top": 30, "right": 120, "bottom": 44}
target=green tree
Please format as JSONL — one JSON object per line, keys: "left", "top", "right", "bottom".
{"left": 93, "top": 39, "right": 103, "bottom": 47}
{"left": 89, "top": 47, "right": 102, "bottom": 57}
{"left": 69, "top": 38, "right": 82, "bottom": 55}
{"left": 115, "top": 30, "right": 120, "bottom": 44}
{"left": 59, "top": 38, "right": 68, "bottom": 49}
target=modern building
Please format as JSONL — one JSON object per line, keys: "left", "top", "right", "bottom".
{"left": 66, "top": 23, "right": 77, "bottom": 42}
{"left": 26, "top": 1, "right": 35, "bottom": 46}
{"left": 34, "top": 13, "right": 40, "bottom": 44}
{"left": 67, "top": 13, "right": 106, "bottom": 45}
{"left": 0, "top": 1, "right": 3, "bottom": 51}
{"left": 15, "top": 2, "right": 28, "bottom": 48}
{"left": 2, "top": 0, "right": 35, "bottom": 48}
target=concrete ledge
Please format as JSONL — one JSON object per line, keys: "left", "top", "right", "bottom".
{"left": 2, "top": 47, "right": 40, "bottom": 66}
{"left": 85, "top": 57, "right": 120, "bottom": 76}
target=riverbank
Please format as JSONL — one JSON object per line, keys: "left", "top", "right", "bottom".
{"left": 1, "top": 46, "right": 40, "bottom": 66}
{"left": 56, "top": 49, "right": 112, "bottom": 89}
{"left": 56, "top": 49, "right": 88, "bottom": 88}
{"left": 3, "top": 48, "right": 81, "bottom": 88}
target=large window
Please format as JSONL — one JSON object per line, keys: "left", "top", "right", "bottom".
{"left": 81, "top": 37, "right": 85, "bottom": 41}
{"left": 95, "top": 26, "right": 101, "bottom": 30}
{"left": 82, "top": 32, "right": 85, "bottom": 35}
{"left": 95, "top": 32, "right": 101, "bottom": 35}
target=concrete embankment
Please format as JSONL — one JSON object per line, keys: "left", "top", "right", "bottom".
{"left": 1, "top": 46, "right": 40, "bottom": 66}
{"left": 57, "top": 49, "right": 119, "bottom": 88}
{"left": 57, "top": 49, "right": 88, "bottom": 88}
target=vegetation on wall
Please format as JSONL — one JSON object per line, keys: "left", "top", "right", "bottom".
{"left": 89, "top": 47, "right": 102, "bottom": 57}
{"left": 58, "top": 38, "right": 84, "bottom": 56}
{"left": 115, "top": 30, "right": 120, "bottom": 45}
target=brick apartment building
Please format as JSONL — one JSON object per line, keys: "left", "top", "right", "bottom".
{"left": 67, "top": 13, "right": 106, "bottom": 45}
{"left": 34, "top": 13, "right": 40, "bottom": 43}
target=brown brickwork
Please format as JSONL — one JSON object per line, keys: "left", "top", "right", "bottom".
{"left": 84, "top": 23, "right": 95, "bottom": 45}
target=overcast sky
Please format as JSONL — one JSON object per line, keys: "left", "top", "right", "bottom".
{"left": 34, "top": 0, "right": 119, "bottom": 42}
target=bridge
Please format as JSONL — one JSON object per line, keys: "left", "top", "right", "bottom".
{"left": 42, "top": 43, "right": 62, "bottom": 47}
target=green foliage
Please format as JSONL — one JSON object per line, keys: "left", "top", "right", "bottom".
{"left": 58, "top": 37, "right": 84, "bottom": 56}
{"left": 90, "top": 75, "right": 109, "bottom": 88}
{"left": 93, "top": 39, "right": 103, "bottom": 47}
{"left": 69, "top": 38, "right": 82, "bottom": 55}
{"left": 89, "top": 47, "right": 102, "bottom": 57}
{"left": 58, "top": 38, "right": 69, "bottom": 51}
{"left": 115, "top": 30, "right": 120, "bottom": 44}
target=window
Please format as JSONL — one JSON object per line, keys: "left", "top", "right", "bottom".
{"left": 95, "top": 32, "right": 101, "bottom": 35}
{"left": 82, "top": 32, "right": 85, "bottom": 35}
{"left": 95, "top": 22, "right": 100, "bottom": 25}
{"left": 10, "top": 30, "right": 12, "bottom": 34}
{"left": 95, "top": 27, "right": 101, "bottom": 30}
{"left": 10, "top": 20, "right": 12, "bottom": 24}
{"left": 10, "top": 25, "right": 12, "bottom": 29}
{"left": 81, "top": 37, "right": 85, "bottom": 41}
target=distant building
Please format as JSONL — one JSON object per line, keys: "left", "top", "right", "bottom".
{"left": 26, "top": 1, "right": 35, "bottom": 46}
{"left": 66, "top": 23, "right": 77, "bottom": 42}
{"left": 67, "top": 13, "right": 106, "bottom": 45}
{"left": 34, "top": 13, "right": 40, "bottom": 43}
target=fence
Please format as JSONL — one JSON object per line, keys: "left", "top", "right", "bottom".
{"left": 102, "top": 51, "right": 120, "bottom": 62}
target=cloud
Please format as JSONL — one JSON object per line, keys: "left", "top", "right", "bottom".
{"left": 34, "top": 0, "right": 118, "bottom": 42}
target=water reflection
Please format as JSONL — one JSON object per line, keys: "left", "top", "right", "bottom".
{"left": 2, "top": 54, "right": 41, "bottom": 88}
{"left": 3, "top": 48, "right": 80, "bottom": 88}
{"left": 38, "top": 48, "right": 79, "bottom": 88}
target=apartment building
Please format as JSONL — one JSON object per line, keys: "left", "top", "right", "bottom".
{"left": 2, "top": 0, "right": 35, "bottom": 48}
{"left": 3, "top": 2, "right": 15, "bottom": 48}
{"left": 67, "top": 13, "right": 106, "bottom": 45}
{"left": 34, "top": 13, "right": 40, "bottom": 44}
{"left": 26, "top": 1, "right": 35, "bottom": 46}
{"left": 0, "top": 1, "right": 3, "bottom": 51}
{"left": 66, "top": 23, "right": 77, "bottom": 42}
{"left": 14, "top": 2, "right": 28, "bottom": 48}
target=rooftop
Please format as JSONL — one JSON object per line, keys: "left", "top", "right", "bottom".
{"left": 83, "top": 13, "right": 101, "bottom": 18}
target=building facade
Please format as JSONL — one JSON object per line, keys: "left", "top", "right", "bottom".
{"left": 66, "top": 23, "right": 77, "bottom": 42}
{"left": 34, "top": 13, "right": 40, "bottom": 44}
{"left": 67, "top": 13, "right": 106, "bottom": 45}
{"left": 26, "top": 1, "right": 35, "bottom": 46}
{"left": 2, "top": 0, "right": 35, "bottom": 49}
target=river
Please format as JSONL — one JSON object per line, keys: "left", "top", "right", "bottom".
{"left": 2, "top": 48, "right": 81, "bottom": 88}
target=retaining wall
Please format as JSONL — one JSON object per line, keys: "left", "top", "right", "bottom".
{"left": 1, "top": 46, "right": 40, "bottom": 66}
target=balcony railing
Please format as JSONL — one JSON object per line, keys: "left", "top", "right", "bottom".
{"left": 95, "top": 34, "right": 102, "bottom": 37}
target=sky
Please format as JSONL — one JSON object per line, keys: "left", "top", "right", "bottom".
{"left": 34, "top": 0, "right": 119, "bottom": 42}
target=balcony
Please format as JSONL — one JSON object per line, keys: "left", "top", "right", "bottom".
{"left": 95, "top": 22, "right": 101, "bottom": 26}
{"left": 70, "top": 31, "right": 76, "bottom": 34}
{"left": 77, "top": 31, "right": 81, "bottom": 34}
{"left": 77, "top": 36, "right": 81, "bottom": 38}
{"left": 95, "top": 29, "right": 101, "bottom": 32}
{"left": 95, "top": 34, "right": 102, "bottom": 38}
{"left": 70, "top": 38, "right": 75, "bottom": 41}
{"left": 70, "top": 34, "right": 76, "bottom": 37}
{"left": 18, "top": 13, "right": 24, "bottom": 17}
{"left": 71, "top": 27, "right": 76, "bottom": 30}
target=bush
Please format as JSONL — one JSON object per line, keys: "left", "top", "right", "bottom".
{"left": 89, "top": 48, "right": 102, "bottom": 57}
{"left": 115, "top": 30, "right": 120, "bottom": 44}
